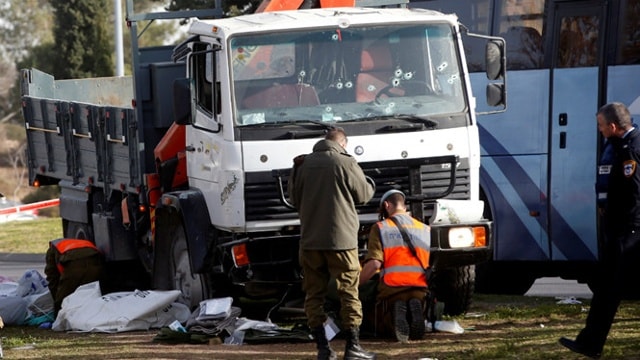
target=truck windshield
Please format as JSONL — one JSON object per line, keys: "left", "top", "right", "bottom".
{"left": 231, "top": 23, "right": 465, "bottom": 126}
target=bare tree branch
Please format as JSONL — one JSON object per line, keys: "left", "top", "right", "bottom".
{"left": 0, "top": 110, "right": 19, "bottom": 124}
{"left": 8, "top": 143, "right": 27, "bottom": 200}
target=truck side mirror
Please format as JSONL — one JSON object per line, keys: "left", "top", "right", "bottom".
{"left": 486, "top": 83, "right": 505, "bottom": 107}
{"left": 485, "top": 39, "right": 505, "bottom": 80}
{"left": 485, "top": 39, "right": 506, "bottom": 108}
{"left": 173, "top": 78, "right": 192, "bottom": 125}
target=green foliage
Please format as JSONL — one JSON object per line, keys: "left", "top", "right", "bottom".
{"left": 163, "top": 0, "right": 217, "bottom": 10}
{"left": 20, "top": 186, "right": 60, "bottom": 203}
{"left": 121, "top": 20, "right": 183, "bottom": 76}
{"left": 6, "top": 43, "right": 59, "bottom": 125}
{"left": 0, "top": 0, "right": 54, "bottom": 124}
{"left": 0, "top": 0, "right": 54, "bottom": 63}
{"left": 16, "top": 43, "right": 58, "bottom": 76}
{"left": 49, "top": 0, "right": 114, "bottom": 79}
{"left": 21, "top": 185, "right": 61, "bottom": 217}
{"left": 152, "top": 0, "right": 260, "bottom": 15}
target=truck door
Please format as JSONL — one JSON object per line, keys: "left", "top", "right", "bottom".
{"left": 548, "top": 0, "right": 605, "bottom": 261}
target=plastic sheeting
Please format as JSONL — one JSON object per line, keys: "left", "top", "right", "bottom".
{"left": 52, "top": 281, "right": 191, "bottom": 333}
{"left": 0, "top": 270, "right": 53, "bottom": 326}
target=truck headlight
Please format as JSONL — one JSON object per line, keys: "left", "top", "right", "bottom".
{"left": 448, "top": 226, "right": 487, "bottom": 248}
{"left": 449, "top": 227, "right": 474, "bottom": 248}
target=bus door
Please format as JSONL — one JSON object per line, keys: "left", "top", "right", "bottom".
{"left": 548, "top": 0, "right": 605, "bottom": 261}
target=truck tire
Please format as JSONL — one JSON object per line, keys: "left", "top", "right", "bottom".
{"left": 169, "top": 221, "right": 209, "bottom": 309}
{"left": 433, "top": 265, "right": 475, "bottom": 316}
{"left": 64, "top": 220, "right": 93, "bottom": 240}
{"left": 65, "top": 219, "right": 149, "bottom": 293}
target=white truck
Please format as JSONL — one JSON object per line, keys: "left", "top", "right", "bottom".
{"left": 20, "top": 0, "right": 505, "bottom": 315}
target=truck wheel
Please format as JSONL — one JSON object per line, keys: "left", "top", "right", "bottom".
{"left": 433, "top": 265, "right": 475, "bottom": 316}
{"left": 170, "top": 222, "right": 208, "bottom": 309}
{"left": 65, "top": 220, "right": 93, "bottom": 240}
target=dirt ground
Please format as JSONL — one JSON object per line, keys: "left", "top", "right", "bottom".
{"left": 3, "top": 325, "right": 480, "bottom": 360}
{"left": 6, "top": 296, "right": 640, "bottom": 359}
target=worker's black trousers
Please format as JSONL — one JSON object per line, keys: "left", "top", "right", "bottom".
{"left": 576, "top": 229, "right": 640, "bottom": 353}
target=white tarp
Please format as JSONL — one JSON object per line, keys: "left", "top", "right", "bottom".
{"left": 52, "top": 281, "right": 191, "bottom": 333}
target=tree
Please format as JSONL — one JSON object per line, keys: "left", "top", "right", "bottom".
{"left": 50, "top": 0, "right": 114, "bottom": 79}
{"left": 152, "top": 0, "right": 259, "bottom": 15}
{"left": 0, "top": 0, "right": 53, "bottom": 63}
{"left": 7, "top": 143, "right": 27, "bottom": 200}
{"left": 0, "top": 0, "right": 54, "bottom": 123}
{"left": 0, "top": 62, "right": 18, "bottom": 123}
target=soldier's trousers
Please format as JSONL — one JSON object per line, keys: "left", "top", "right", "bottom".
{"left": 299, "top": 248, "right": 362, "bottom": 329}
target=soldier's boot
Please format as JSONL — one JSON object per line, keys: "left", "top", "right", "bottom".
{"left": 408, "top": 298, "right": 426, "bottom": 340}
{"left": 343, "top": 327, "right": 376, "bottom": 360}
{"left": 393, "top": 300, "right": 409, "bottom": 343}
{"left": 311, "top": 325, "right": 338, "bottom": 360}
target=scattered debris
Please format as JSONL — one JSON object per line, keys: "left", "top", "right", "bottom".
{"left": 555, "top": 296, "right": 582, "bottom": 305}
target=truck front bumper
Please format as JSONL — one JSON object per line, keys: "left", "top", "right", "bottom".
{"left": 219, "top": 233, "right": 303, "bottom": 297}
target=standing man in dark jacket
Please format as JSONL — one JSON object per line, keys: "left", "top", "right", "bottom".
{"left": 289, "top": 127, "right": 375, "bottom": 360}
{"left": 560, "top": 102, "right": 640, "bottom": 358}
{"left": 45, "top": 238, "right": 105, "bottom": 315}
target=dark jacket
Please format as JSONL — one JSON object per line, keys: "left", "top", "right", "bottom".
{"left": 45, "top": 238, "right": 104, "bottom": 313}
{"left": 289, "top": 139, "right": 374, "bottom": 250}
{"left": 597, "top": 140, "right": 614, "bottom": 208}
{"left": 605, "top": 129, "right": 640, "bottom": 234}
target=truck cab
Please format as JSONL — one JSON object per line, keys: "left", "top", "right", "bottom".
{"left": 157, "top": 8, "right": 502, "bottom": 313}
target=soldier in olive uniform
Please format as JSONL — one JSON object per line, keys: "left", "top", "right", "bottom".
{"left": 45, "top": 238, "right": 105, "bottom": 315}
{"left": 289, "top": 127, "right": 375, "bottom": 360}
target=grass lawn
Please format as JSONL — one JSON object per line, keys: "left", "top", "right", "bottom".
{"left": 2, "top": 217, "right": 640, "bottom": 358}
{"left": 0, "top": 217, "right": 62, "bottom": 254}
{"left": 1, "top": 295, "right": 639, "bottom": 359}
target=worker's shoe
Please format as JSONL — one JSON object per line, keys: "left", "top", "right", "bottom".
{"left": 311, "top": 325, "right": 337, "bottom": 360}
{"left": 344, "top": 327, "right": 376, "bottom": 360}
{"left": 408, "top": 298, "right": 426, "bottom": 340}
{"left": 559, "top": 337, "right": 601, "bottom": 359}
{"left": 393, "top": 300, "right": 409, "bottom": 343}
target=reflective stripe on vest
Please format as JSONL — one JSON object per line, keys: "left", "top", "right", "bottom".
{"left": 51, "top": 238, "right": 98, "bottom": 254}
{"left": 378, "top": 214, "right": 430, "bottom": 288}
{"left": 50, "top": 238, "right": 99, "bottom": 274}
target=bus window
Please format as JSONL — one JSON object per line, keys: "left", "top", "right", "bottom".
{"left": 495, "top": 0, "right": 544, "bottom": 70}
{"left": 617, "top": 0, "right": 640, "bottom": 64}
{"left": 557, "top": 15, "right": 600, "bottom": 68}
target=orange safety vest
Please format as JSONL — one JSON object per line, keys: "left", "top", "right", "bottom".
{"left": 378, "top": 214, "right": 430, "bottom": 288}
{"left": 50, "top": 238, "right": 99, "bottom": 274}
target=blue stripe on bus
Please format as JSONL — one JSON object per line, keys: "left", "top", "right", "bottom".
{"left": 479, "top": 124, "right": 596, "bottom": 261}
{"left": 480, "top": 165, "right": 548, "bottom": 260}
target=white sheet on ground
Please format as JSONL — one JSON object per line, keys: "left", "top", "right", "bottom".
{"left": 52, "top": 281, "right": 191, "bottom": 333}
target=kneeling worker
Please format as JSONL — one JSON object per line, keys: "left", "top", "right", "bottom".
{"left": 45, "top": 238, "right": 105, "bottom": 314}
{"left": 359, "top": 190, "right": 430, "bottom": 343}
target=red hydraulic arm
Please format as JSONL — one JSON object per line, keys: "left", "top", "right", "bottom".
{"left": 256, "top": 0, "right": 354, "bottom": 13}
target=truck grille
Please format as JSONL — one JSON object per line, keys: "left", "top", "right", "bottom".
{"left": 244, "top": 157, "right": 471, "bottom": 222}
